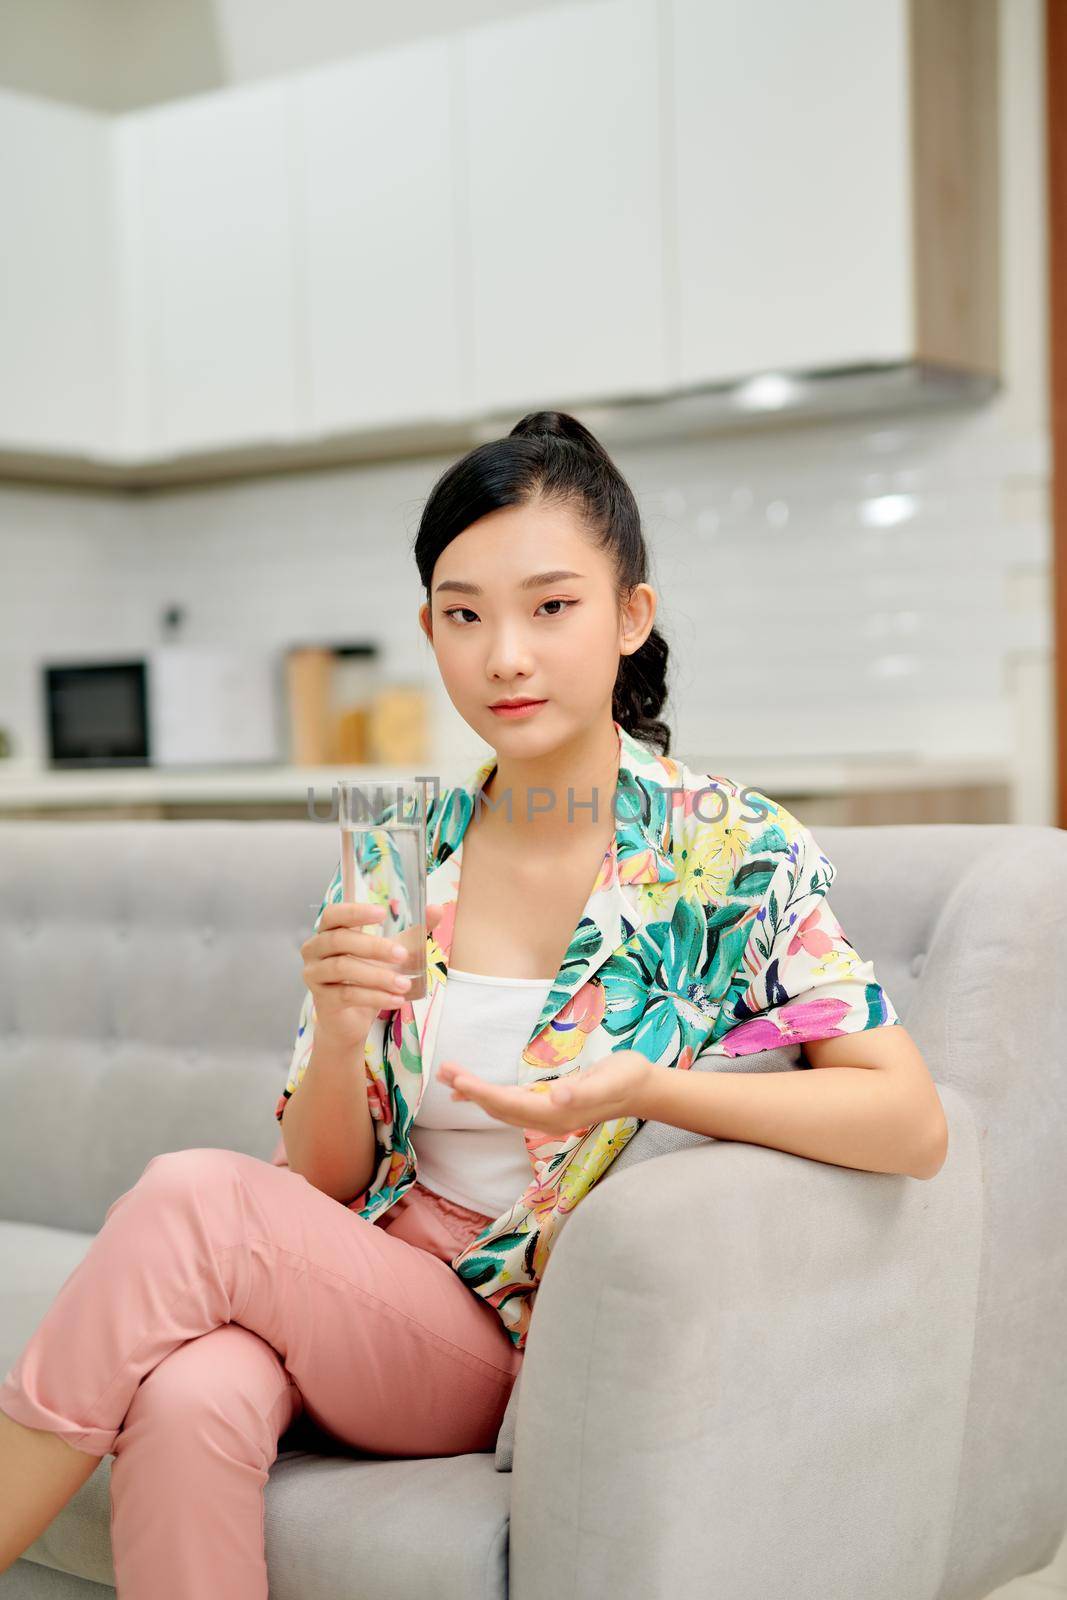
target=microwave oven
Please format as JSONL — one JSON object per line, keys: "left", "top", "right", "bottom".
{"left": 42, "top": 650, "right": 283, "bottom": 768}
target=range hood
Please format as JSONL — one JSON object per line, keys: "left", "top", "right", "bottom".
{"left": 0, "top": 360, "right": 998, "bottom": 492}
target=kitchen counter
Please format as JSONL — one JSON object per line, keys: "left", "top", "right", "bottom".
{"left": 0, "top": 762, "right": 428, "bottom": 809}
{"left": 0, "top": 753, "right": 1014, "bottom": 827}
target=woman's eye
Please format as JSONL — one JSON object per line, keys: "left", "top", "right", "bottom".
{"left": 442, "top": 600, "right": 576, "bottom": 626}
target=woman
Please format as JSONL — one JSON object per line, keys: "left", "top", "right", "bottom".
{"left": 0, "top": 410, "right": 946, "bottom": 1596}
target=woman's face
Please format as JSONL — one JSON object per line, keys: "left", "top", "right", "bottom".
{"left": 417, "top": 497, "right": 656, "bottom": 752}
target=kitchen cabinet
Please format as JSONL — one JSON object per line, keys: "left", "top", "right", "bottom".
{"left": 295, "top": 40, "right": 466, "bottom": 434}
{"left": 458, "top": 0, "right": 669, "bottom": 414}
{"left": 124, "top": 80, "right": 302, "bottom": 456}
{"left": 670, "top": 0, "right": 998, "bottom": 388}
{"left": 0, "top": 91, "right": 118, "bottom": 459}
{"left": 0, "top": 0, "right": 999, "bottom": 483}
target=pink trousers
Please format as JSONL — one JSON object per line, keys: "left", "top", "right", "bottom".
{"left": 0, "top": 1147, "right": 523, "bottom": 1599}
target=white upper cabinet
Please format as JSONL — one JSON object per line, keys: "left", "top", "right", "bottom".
{"left": 295, "top": 40, "right": 465, "bottom": 435}
{"left": 0, "top": 0, "right": 997, "bottom": 473}
{"left": 127, "top": 81, "right": 301, "bottom": 456}
{"left": 458, "top": 0, "right": 669, "bottom": 415}
{"left": 669, "top": 0, "right": 912, "bottom": 385}
{"left": 0, "top": 92, "right": 118, "bottom": 458}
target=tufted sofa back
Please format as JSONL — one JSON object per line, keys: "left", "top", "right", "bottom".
{"left": 0, "top": 820, "right": 340, "bottom": 1232}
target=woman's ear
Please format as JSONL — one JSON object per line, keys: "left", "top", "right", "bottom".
{"left": 418, "top": 602, "right": 434, "bottom": 646}
{"left": 620, "top": 583, "right": 657, "bottom": 655}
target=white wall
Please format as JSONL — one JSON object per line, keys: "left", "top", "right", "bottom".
{"left": 0, "top": 0, "right": 1052, "bottom": 821}
{"left": 0, "top": 0, "right": 581, "bottom": 112}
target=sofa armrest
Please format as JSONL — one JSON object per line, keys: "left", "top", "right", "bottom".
{"left": 507, "top": 1080, "right": 982, "bottom": 1600}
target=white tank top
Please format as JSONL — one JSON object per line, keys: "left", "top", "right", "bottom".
{"left": 412, "top": 966, "right": 556, "bottom": 1219}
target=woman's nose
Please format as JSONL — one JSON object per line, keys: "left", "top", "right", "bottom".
{"left": 484, "top": 629, "right": 535, "bottom": 679}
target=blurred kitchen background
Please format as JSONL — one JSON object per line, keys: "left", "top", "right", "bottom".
{"left": 0, "top": 0, "right": 1062, "bottom": 829}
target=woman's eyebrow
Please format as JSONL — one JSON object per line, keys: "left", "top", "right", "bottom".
{"left": 434, "top": 569, "right": 586, "bottom": 596}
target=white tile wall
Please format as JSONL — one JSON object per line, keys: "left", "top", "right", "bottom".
{"left": 0, "top": 401, "right": 1053, "bottom": 817}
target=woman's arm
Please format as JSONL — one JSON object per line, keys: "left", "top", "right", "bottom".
{"left": 632, "top": 1025, "right": 948, "bottom": 1180}
{"left": 281, "top": 1035, "right": 379, "bottom": 1204}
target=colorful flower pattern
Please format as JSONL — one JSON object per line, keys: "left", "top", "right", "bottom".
{"left": 275, "top": 721, "right": 900, "bottom": 1349}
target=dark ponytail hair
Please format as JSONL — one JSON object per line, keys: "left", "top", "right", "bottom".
{"left": 413, "top": 409, "right": 672, "bottom": 756}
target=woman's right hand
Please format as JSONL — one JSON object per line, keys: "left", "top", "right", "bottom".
{"left": 301, "top": 900, "right": 446, "bottom": 1052}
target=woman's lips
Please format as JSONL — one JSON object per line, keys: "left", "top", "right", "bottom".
{"left": 489, "top": 700, "right": 547, "bottom": 718}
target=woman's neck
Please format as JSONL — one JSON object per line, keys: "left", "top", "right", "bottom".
{"left": 476, "top": 718, "right": 621, "bottom": 853}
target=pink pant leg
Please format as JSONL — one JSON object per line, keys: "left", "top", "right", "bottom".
{"left": 0, "top": 1148, "right": 522, "bottom": 1600}
{"left": 108, "top": 1323, "right": 302, "bottom": 1600}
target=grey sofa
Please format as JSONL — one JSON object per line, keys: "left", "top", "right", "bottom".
{"left": 1, "top": 816, "right": 1066, "bottom": 1600}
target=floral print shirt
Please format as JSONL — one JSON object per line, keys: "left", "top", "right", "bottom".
{"left": 275, "top": 720, "right": 901, "bottom": 1351}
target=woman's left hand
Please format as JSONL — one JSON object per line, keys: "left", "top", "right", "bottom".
{"left": 436, "top": 1050, "right": 657, "bottom": 1135}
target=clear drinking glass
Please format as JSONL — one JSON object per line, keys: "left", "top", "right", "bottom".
{"left": 338, "top": 778, "right": 429, "bottom": 1001}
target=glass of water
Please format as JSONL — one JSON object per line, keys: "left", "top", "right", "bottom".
{"left": 338, "top": 778, "right": 429, "bottom": 1002}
